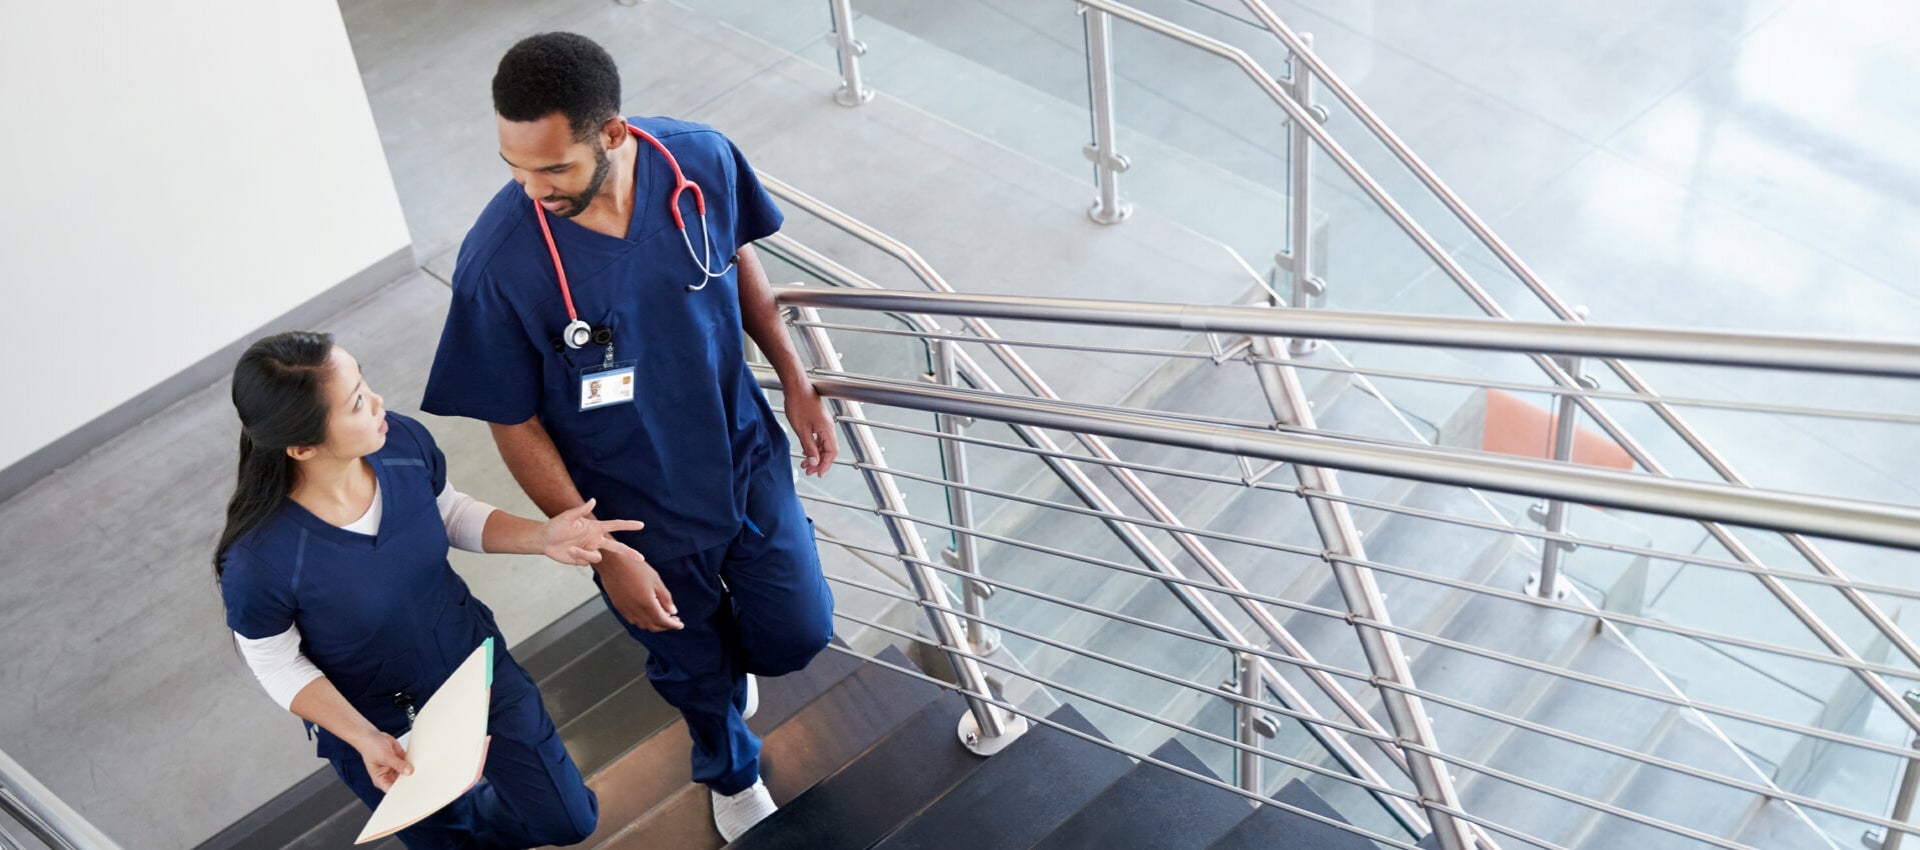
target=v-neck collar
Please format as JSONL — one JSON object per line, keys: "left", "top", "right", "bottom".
{"left": 546, "top": 131, "right": 656, "bottom": 247}
{"left": 283, "top": 458, "right": 390, "bottom": 549}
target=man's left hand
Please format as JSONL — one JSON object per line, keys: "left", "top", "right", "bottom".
{"left": 786, "top": 386, "right": 839, "bottom": 477}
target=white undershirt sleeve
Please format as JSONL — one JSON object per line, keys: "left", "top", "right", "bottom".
{"left": 437, "top": 480, "right": 498, "bottom": 553}
{"left": 236, "top": 627, "right": 325, "bottom": 711}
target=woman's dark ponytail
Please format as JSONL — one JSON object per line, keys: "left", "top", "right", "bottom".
{"left": 213, "top": 331, "right": 336, "bottom": 577}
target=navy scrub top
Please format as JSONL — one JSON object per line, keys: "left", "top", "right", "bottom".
{"left": 220, "top": 413, "right": 504, "bottom": 758}
{"left": 422, "top": 117, "right": 787, "bottom": 563}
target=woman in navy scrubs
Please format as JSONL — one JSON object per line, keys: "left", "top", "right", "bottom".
{"left": 216, "top": 331, "right": 630, "bottom": 849}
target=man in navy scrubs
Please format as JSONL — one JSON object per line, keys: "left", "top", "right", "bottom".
{"left": 423, "top": 32, "right": 836, "bottom": 841}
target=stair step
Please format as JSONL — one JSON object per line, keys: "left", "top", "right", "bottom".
{"left": 730, "top": 692, "right": 987, "bottom": 849}
{"left": 1207, "top": 778, "right": 1382, "bottom": 850}
{"left": 1030, "top": 739, "right": 1254, "bottom": 850}
{"left": 528, "top": 625, "right": 651, "bottom": 731}
{"left": 595, "top": 646, "right": 938, "bottom": 849}
{"left": 874, "top": 704, "right": 1133, "bottom": 850}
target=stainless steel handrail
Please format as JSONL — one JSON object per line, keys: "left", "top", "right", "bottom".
{"left": 831, "top": 573, "right": 1920, "bottom": 840}
{"left": 776, "top": 287, "right": 1920, "bottom": 379}
{"left": 784, "top": 317, "right": 1920, "bottom": 426}
{"left": 832, "top": 605, "right": 1784, "bottom": 850}
{"left": 787, "top": 416, "right": 1920, "bottom": 606}
{"left": 795, "top": 463, "right": 1920, "bottom": 691}
{"left": 1204, "top": 0, "right": 1920, "bottom": 745}
{"left": 794, "top": 368, "right": 1920, "bottom": 554}
{"left": 0, "top": 750, "right": 120, "bottom": 850}
{"left": 759, "top": 226, "right": 1433, "bottom": 829}
{"left": 802, "top": 511, "right": 1920, "bottom": 765}
{"left": 819, "top": 643, "right": 1431, "bottom": 849}
{"left": 1071, "top": 0, "right": 1920, "bottom": 743}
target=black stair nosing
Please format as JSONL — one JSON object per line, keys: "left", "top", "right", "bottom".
{"left": 1208, "top": 778, "right": 1382, "bottom": 850}
{"left": 1029, "top": 738, "right": 1255, "bottom": 850}
{"left": 727, "top": 691, "right": 987, "bottom": 850}
{"left": 873, "top": 703, "right": 1134, "bottom": 850}
{"left": 596, "top": 648, "right": 947, "bottom": 850}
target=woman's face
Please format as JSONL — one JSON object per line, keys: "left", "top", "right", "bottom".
{"left": 298, "top": 346, "right": 388, "bottom": 462}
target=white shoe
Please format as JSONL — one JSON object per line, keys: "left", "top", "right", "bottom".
{"left": 712, "top": 779, "right": 777, "bottom": 842}
{"left": 743, "top": 674, "right": 759, "bottom": 720}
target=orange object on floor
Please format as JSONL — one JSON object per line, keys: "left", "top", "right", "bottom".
{"left": 1480, "top": 389, "right": 1633, "bottom": 470}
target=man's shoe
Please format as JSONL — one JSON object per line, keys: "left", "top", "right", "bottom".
{"left": 712, "top": 779, "right": 777, "bottom": 842}
{"left": 743, "top": 674, "right": 759, "bottom": 720}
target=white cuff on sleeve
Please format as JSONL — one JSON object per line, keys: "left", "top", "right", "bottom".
{"left": 235, "top": 627, "right": 325, "bottom": 711}
{"left": 437, "top": 480, "right": 497, "bottom": 553}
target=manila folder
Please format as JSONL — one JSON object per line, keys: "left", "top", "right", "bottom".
{"left": 355, "top": 637, "right": 494, "bottom": 844}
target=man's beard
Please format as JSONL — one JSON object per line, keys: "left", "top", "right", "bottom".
{"left": 548, "top": 143, "right": 613, "bottom": 218}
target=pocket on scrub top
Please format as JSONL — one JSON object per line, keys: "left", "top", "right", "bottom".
{"left": 358, "top": 649, "right": 420, "bottom": 699}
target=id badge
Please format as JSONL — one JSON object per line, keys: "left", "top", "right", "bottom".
{"left": 579, "top": 361, "right": 637, "bottom": 411}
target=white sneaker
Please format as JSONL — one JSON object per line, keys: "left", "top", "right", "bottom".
{"left": 712, "top": 779, "right": 777, "bottom": 842}
{"left": 743, "top": 674, "right": 759, "bottom": 720}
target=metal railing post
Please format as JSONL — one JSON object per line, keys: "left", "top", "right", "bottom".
{"left": 930, "top": 335, "right": 1000, "bottom": 656}
{"left": 1249, "top": 334, "right": 1479, "bottom": 850}
{"left": 1233, "top": 652, "right": 1278, "bottom": 795}
{"left": 1284, "top": 32, "right": 1325, "bottom": 355}
{"left": 1529, "top": 352, "right": 1588, "bottom": 600}
{"left": 791, "top": 306, "right": 1028, "bottom": 754}
{"left": 1080, "top": 4, "right": 1133, "bottom": 224}
{"left": 826, "top": 0, "right": 873, "bottom": 106}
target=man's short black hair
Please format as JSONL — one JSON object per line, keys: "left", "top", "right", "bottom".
{"left": 493, "top": 32, "right": 622, "bottom": 140}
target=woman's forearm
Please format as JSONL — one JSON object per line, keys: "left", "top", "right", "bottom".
{"left": 287, "top": 676, "right": 384, "bottom": 751}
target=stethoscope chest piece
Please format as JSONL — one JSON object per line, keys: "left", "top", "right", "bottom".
{"left": 562, "top": 319, "right": 593, "bottom": 349}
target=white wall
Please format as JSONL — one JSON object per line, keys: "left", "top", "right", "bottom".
{"left": 0, "top": 0, "right": 409, "bottom": 471}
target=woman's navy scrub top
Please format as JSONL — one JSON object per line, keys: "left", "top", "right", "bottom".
{"left": 420, "top": 116, "right": 786, "bottom": 564}
{"left": 219, "top": 413, "right": 509, "bottom": 758}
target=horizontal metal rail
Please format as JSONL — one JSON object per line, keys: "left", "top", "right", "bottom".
{"left": 1125, "top": 0, "right": 1920, "bottom": 739}
{"left": 805, "top": 476, "right": 1920, "bottom": 697}
{"left": 802, "top": 493, "right": 1920, "bottom": 762}
{"left": 836, "top": 605, "right": 1769, "bottom": 850}
{"left": 785, "top": 367, "right": 1920, "bottom": 550}
{"left": 0, "top": 750, "right": 119, "bottom": 850}
{"left": 777, "top": 287, "right": 1920, "bottom": 379}
{"left": 760, "top": 235, "right": 1431, "bottom": 828}
{"left": 786, "top": 317, "right": 1920, "bottom": 427}
{"left": 816, "top": 640, "right": 1429, "bottom": 849}
{"left": 780, "top": 426, "right": 1920, "bottom": 610}
{"left": 824, "top": 573, "right": 1406, "bottom": 780}
{"left": 833, "top": 565, "right": 1917, "bottom": 837}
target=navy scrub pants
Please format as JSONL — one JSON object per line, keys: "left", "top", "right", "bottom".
{"left": 330, "top": 652, "right": 599, "bottom": 849}
{"left": 598, "top": 462, "right": 836, "bottom": 795}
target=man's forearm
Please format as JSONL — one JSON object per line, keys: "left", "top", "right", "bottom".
{"left": 736, "top": 244, "right": 812, "bottom": 391}
{"left": 489, "top": 416, "right": 587, "bottom": 518}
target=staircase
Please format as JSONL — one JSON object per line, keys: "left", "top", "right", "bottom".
{"left": 208, "top": 600, "right": 1390, "bottom": 850}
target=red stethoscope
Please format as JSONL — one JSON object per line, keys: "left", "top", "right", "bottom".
{"left": 536, "top": 124, "right": 737, "bottom": 349}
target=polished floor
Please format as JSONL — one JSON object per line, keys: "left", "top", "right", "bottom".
{"left": 1, "top": 0, "right": 1915, "bottom": 846}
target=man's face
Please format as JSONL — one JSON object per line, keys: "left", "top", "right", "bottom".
{"left": 498, "top": 112, "right": 614, "bottom": 219}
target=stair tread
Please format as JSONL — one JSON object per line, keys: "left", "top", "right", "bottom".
{"left": 534, "top": 627, "right": 651, "bottom": 731}
{"left": 1208, "top": 779, "right": 1380, "bottom": 850}
{"left": 729, "top": 692, "right": 986, "bottom": 850}
{"left": 594, "top": 647, "right": 937, "bottom": 849}
{"left": 1030, "top": 739, "right": 1253, "bottom": 850}
{"left": 874, "top": 704, "right": 1133, "bottom": 850}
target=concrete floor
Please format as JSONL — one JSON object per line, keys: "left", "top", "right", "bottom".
{"left": 3, "top": 0, "right": 1917, "bottom": 846}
